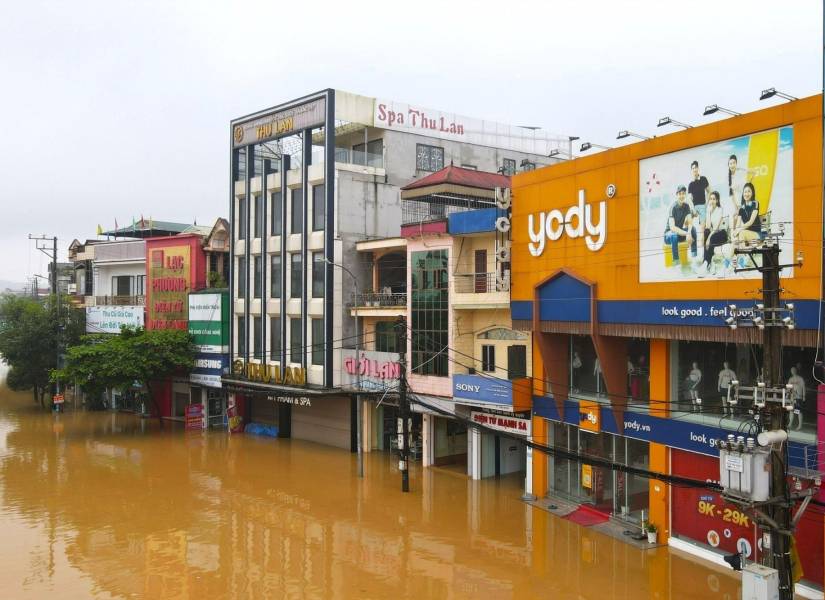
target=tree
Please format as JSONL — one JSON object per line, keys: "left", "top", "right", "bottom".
{"left": 55, "top": 327, "right": 194, "bottom": 419}
{"left": 0, "top": 294, "right": 84, "bottom": 407}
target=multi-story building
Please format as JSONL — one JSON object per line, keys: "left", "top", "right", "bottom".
{"left": 224, "top": 89, "right": 568, "bottom": 450}
{"left": 511, "top": 95, "right": 824, "bottom": 593}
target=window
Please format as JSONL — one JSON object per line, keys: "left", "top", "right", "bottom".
{"left": 502, "top": 158, "right": 516, "bottom": 176}
{"left": 271, "top": 191, "right": 282, "bottom": 235}
{"left": 291, "top": 187, "right": 303, "bottom": 234}
{"left": 570, "top": 335, "right": 603, "bottom": 397}
{"left": 478, "top": 328, "right": 528, "bottom": 340}
{"left": 253, "top": 256, "right": 261, "bottom": 299}
{"left": 270, "top": 255, "right": 281, "bottom": 298}
{"left": 312, "top": 252, "right": 324, "bottom": 297}
{"left": 233, "top": 147, "right": 246, "bottom": 182}
{"left": 136, "top": 275, "right": 145, "bottom": 296}
{"left": 290, "top": 254, "right": 302, "bottom": 299}
{"left": 253, "top": 316, "right": 262, "bottom": 359}
{"left": 375, "top": 321, "right": 398, "bottom": 353}
{"left": 461, "top": 164, "right": 477, "bottom": 170}
{"left": 237, "top": 197, "right": 247, "bottom": 240}
{"left": 112, "top": 275, "right": 132, "bottom": 296}
{"left": 253, "top": 194, "right": 263, "bottom": 239}
{"left": 507, "top": 345, "right": 526, "bottom": 379}
{"left": 416, "top": 144, "right": 444, "bottom": 172}
{"left": 237, "top": 316, "right": 246, "bottom": 356}
{"left": 481, "top": 345, "right": 495, "bottom": 373}
{"left": 290, "top": 317, "right": 302, "bottom": 363}
{"left": 270, "top": 317, "right": 282, "bottom": 361}
{"left": 311, "top": 318, "right": 324, "bottom": 365}
{"left": 411, "top": 250, "right": 449, "bottom": 376}
{"left": 353, "top": 138, "right": 384, "bottom": 167}
{"left": 312, "top": 184, "right": 325, "bottom": 231}
{"left": 237, "top": 257, "right": 246, "bottom": 299}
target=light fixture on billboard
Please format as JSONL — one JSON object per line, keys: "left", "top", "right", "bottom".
{"left": 549, "top": 149, "right": 572, "bottom": 160}
{"left": 703, "top": 104, "right": 741, "bottom": 117}
{"left": 580, "top": 142, "right": 611, "bottom": 152}
{"left": 759, "top": 88, "right": 797, "bottom": 102}
{"left": 617, "top": 130, "right": 651, "bottom": 140}
{"left": 657, "top": 116, "right": 692, "bottom": 129}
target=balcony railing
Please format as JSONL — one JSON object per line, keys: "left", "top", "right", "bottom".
{"left": 92, "top": 295, "right": 145, "bottom": 306}
{"left": 348, "top": 292, "right": 406, "bottom": 308}
{"left": 453, "top": 272, "right": 499, "bottom": 294}
{"left": 334, "top": 148, "right": 384, "bottom": 169}
{"left": 402, "top": 197, "right": 495, "bottom": 225}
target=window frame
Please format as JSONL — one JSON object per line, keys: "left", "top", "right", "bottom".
{"left": 415, "top": 144, "right": 445, "bottom": 172}
{"left": 481, "top": 344, "right": 496, "bottom": 373}
{"left": 312, "top": 252, "right": 324, "bottom": 298}
{"left": 270, "top": 254, "right": 281, "bottom": 299}
{"left": 312, "top": 184, "right": 325, "bottom": 232}
{"left": 290, "top": 253, "right": 302, "bottom": 299}
{"left": 291, "top": 187, "right": 303, "bottom": 234}
{"left": 311, "top": 318, "right": 324, "bottom": 366}
{"left": 290, "top": 317, "right": 302, "bottom": 364}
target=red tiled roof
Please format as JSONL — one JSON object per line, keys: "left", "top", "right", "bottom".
{"left": 401, "top": 165, "right": 510, "bottom": 191}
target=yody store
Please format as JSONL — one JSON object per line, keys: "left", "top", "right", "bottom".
{"left": 510, "top": 95, "right": 824, "bottom": 589}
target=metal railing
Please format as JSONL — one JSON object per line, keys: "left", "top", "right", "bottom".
{"left": 334, "top": 148, "right": 384, "bottom": 169}
{"left": 453, "top": 272, "right": 499, "bottom": 294}
{"left": 402, "top": 197, "right": 495, "bottom": 225}
{"left": 91, "top": 295, "right": 145, "bottom": 306}
{"left": 348, "top": 292, "right": 406, "bottom": 308}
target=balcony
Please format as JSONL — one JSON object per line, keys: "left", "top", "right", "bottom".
{"left": 90, "top": 295, "right": 146, "bottom": 307}
{"left": 451, "top": 272, "right": 509, "bottom": 310}
{"left": 402, "top": 197, "right": 495, "bottom": 226}
{"left": 348, "top": 291, "right": 407, "bottom": 317}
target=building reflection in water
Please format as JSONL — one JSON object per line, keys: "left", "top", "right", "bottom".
{"left": 0, "top": 379, "right": 740, "bottom": 599}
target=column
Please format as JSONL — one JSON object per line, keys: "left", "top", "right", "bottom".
{"left": 648, "top": 338, "right": 670, "bottom": 543}
{"left": 469, "top": 427, "right": 481, "bottom": 480}
{"left": 422, "top": 414, "right": 433, "bottom": 467}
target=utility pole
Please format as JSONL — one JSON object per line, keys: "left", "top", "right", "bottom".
{"left": 396, "top": 317, "right": 410, "bottom": 493}
{"left": 29, "top": 234, "right": 61, "bottom": 407}
{"left": 722, "top": 233, "right": 804, "bottom": 600}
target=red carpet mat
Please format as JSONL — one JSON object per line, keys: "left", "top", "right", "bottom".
{"left": 563, "top": 505, "right": 610, "bottom": 527}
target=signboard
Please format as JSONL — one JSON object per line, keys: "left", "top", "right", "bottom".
{"left": 578, "top": 400, "right": 601, "bottom": 433}
{"left": 373, "top": 98, "right": 566, "bottom": 154}
{"left": 341, "top": 350, "right": 401, "bottom": 391}
{"left": 232, "top": 97, "right": 326, "bottom": 148}
{"left": 185, "top": 403, "right": 205, "bottom": 430}
{"left": 231, "top": 359, "right": 306, "bottom": 385}
{"left": 266, "top": 395, "right": 312, "bottom": 407}
{"left": 86, "top": 305, "right": 144, "bottom": 334}
{"left": 191, "top": 353, "right": 229, "bottom": 389}
{"left": 188, "top": 292, "right": 229, "bottom": 353}
{"left": 453, "top": 374, "right": 514, "bottom": 409}
{"left": 639, "top": 126, "right": 793, "bottom": 282}
{"left": 470, "top": 411, "right": 531, "bottom": 436}
{"left": 227, "top": 399, "right": 243, "bottom": 433}
{"left": 148, "top": 245, "right": 190, "bottom": 330}
{"left": 52, "top": 394, "right": 64, "bottom": 405}
{"left": 581, "top": 464, "right": 593, "bottom": 489}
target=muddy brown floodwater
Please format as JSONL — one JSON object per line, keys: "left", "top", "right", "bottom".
{"left": 0, "top": 371, "right": 741, "bottom": 599}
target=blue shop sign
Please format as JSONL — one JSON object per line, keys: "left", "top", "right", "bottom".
{"left": 453, "top": 374, "right": 513, "bottom": 408}
{"left": 191, "top": 353, "right": 229, "bottom": 388}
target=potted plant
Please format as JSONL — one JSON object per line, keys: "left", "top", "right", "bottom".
{"left": 645, "top": 523, "right": 657, "bottom": 544}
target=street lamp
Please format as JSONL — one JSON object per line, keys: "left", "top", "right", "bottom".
{"left": 580, "top": 142, "right": 611, "bottom": 153}
{"left": 759, "top": 87, "right": 797, "bottom": 102}
{"left": 657, "top": 116, "right": 692, "bottom": 129}
{"left": 616, "top": 130, "right": 651, "bottom": 140}
{"left": 325, "top": 258, "right": 364, "bottom": 479}
{"left": 703, "top": 104, "right": 741, "bottom": 117}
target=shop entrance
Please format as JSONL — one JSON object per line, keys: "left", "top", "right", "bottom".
{"left": 548, "top": 422, "right": 650, "bottom": 522}
{"left": 433, "top": 416, "right": 467, "bottom": 469}
{"left": 374, "top": 404, "right": 422, "bottom": 460}
{"left": 479, "top": 431, "right": 526, "bottom": 478}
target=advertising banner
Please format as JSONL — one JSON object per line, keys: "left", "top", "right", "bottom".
{"left": 470, "top": 411, "right": 531, "bottom": 436}
{"left": 191, "top": 353, "right": 229, "bottom": 388}
{"left": 185, "top": 403, "right": 205, "bottom": 430}
{"left": 639, "top": 126, "right": 793, "bottom": 282}
{"left": 147, "top": 245, "right": 190, "bottom": 330}
{"left": 188, "top": 292, "right": 229, "bottom": 353}
{"left": 453, "top": 374, "right": 514, "bottom": 409}
{"left": 341, "top": 349, "right": 401, "bottom": 392}
{"left": 86, "top": 305, "right": 144, "bottom": 334}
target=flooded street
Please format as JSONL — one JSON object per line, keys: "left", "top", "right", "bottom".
{"left": 0, "top": 373, "right": 741, "bottom": 599}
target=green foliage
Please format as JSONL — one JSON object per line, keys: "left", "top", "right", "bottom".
{"left": 207, "top": 270, "right": 227, "bottom": 289}
{"left": 55, "top": 327, "right": 195, "bottom": 413}
{"left": 0, "top": 294, "right": 82, "bottom": 405}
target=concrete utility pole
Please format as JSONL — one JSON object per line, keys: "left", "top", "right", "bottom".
{"left": 396, "top": 317, "right": 410, "bottom": 493}
{"left": 29, "top": 234, "right": 61, "bottom": 405}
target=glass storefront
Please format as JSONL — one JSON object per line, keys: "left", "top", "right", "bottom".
{"left": 548, "top": 421, "right": 650, "bottom": 522}
{"left": 671, "top": 340, "right": 817, "bottom": 436}
{"left": 568, "top": 335, "right": 650, "bottom": 408}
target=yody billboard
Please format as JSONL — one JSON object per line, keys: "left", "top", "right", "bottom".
{"left": 639, "top": 126, "right": 793, "bottom": 282}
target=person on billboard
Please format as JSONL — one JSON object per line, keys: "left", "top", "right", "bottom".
{"left": 698, "top": 191, "right": 729, "bottom": 276}
{"left": 733, "top": 183, "right": 762, "bottom": 242}
{"left": 663, "top": 185, "right": 696, "bottom": 268}
{"left": 727, "top": 155, "right": 757, "bottom": 215}
{"left": 688, "top": 161, "right": 710, "bottom": 252}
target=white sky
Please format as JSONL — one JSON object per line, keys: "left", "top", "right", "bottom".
{"left": 0, "top": 0, "right": 821, "bottom": 284}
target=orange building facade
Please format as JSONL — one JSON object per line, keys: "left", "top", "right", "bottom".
{"left": 511, "top": 96, "right": 824, "bottom": 590}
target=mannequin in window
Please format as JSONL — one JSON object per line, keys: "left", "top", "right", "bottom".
{"left": 594, "top": 357, "right": 605, "bottom": 396}
{"left": 787, "top": 366, "right": 806, "bottom": 430}
{"left": 571, "top": 351, "right": 582, "bottom": 392}
{"left": 687, "top": 362, "right": 702, "bottom": 412}
{"left": 717, "top": 361, "right": 737, "bottom": 417}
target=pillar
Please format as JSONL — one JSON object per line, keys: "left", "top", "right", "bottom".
{"left": 361, "top": 399, "right": 373, "bottom": 453}
{"left": 422, "top": 413, "right": 433, "bottom": 467}
{"left": 648, "top": 338, "right": 670, "bottom": 543}
{"left": 531, "top": 333, "right": 549, "bottom": 497}
{"left": 469, "top": 427, "right": 481, "bottom": 480}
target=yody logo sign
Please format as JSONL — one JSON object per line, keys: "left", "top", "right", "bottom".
{"left": 528, "top": 189, "right": 606, "bottom": 256}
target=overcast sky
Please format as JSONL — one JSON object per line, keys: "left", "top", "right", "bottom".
{"left": 0, "top": 0, "right": 820, "bottom": 284}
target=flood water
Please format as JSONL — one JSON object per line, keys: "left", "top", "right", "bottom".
{"left": 0, "top": 371, "right": 741, "bottom": 599}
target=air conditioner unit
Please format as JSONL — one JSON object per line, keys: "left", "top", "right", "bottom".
{"left": 495, "top": 216, "right": 511, "bottom": 233}
{"left": 495, "top": 274, "right": 511, "bottom": 292}
{"left": 496, "top": 247, "right": 511, "bottom": 262}
{"left": 495, "top": 187, "right": 512, "bottom": 210}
